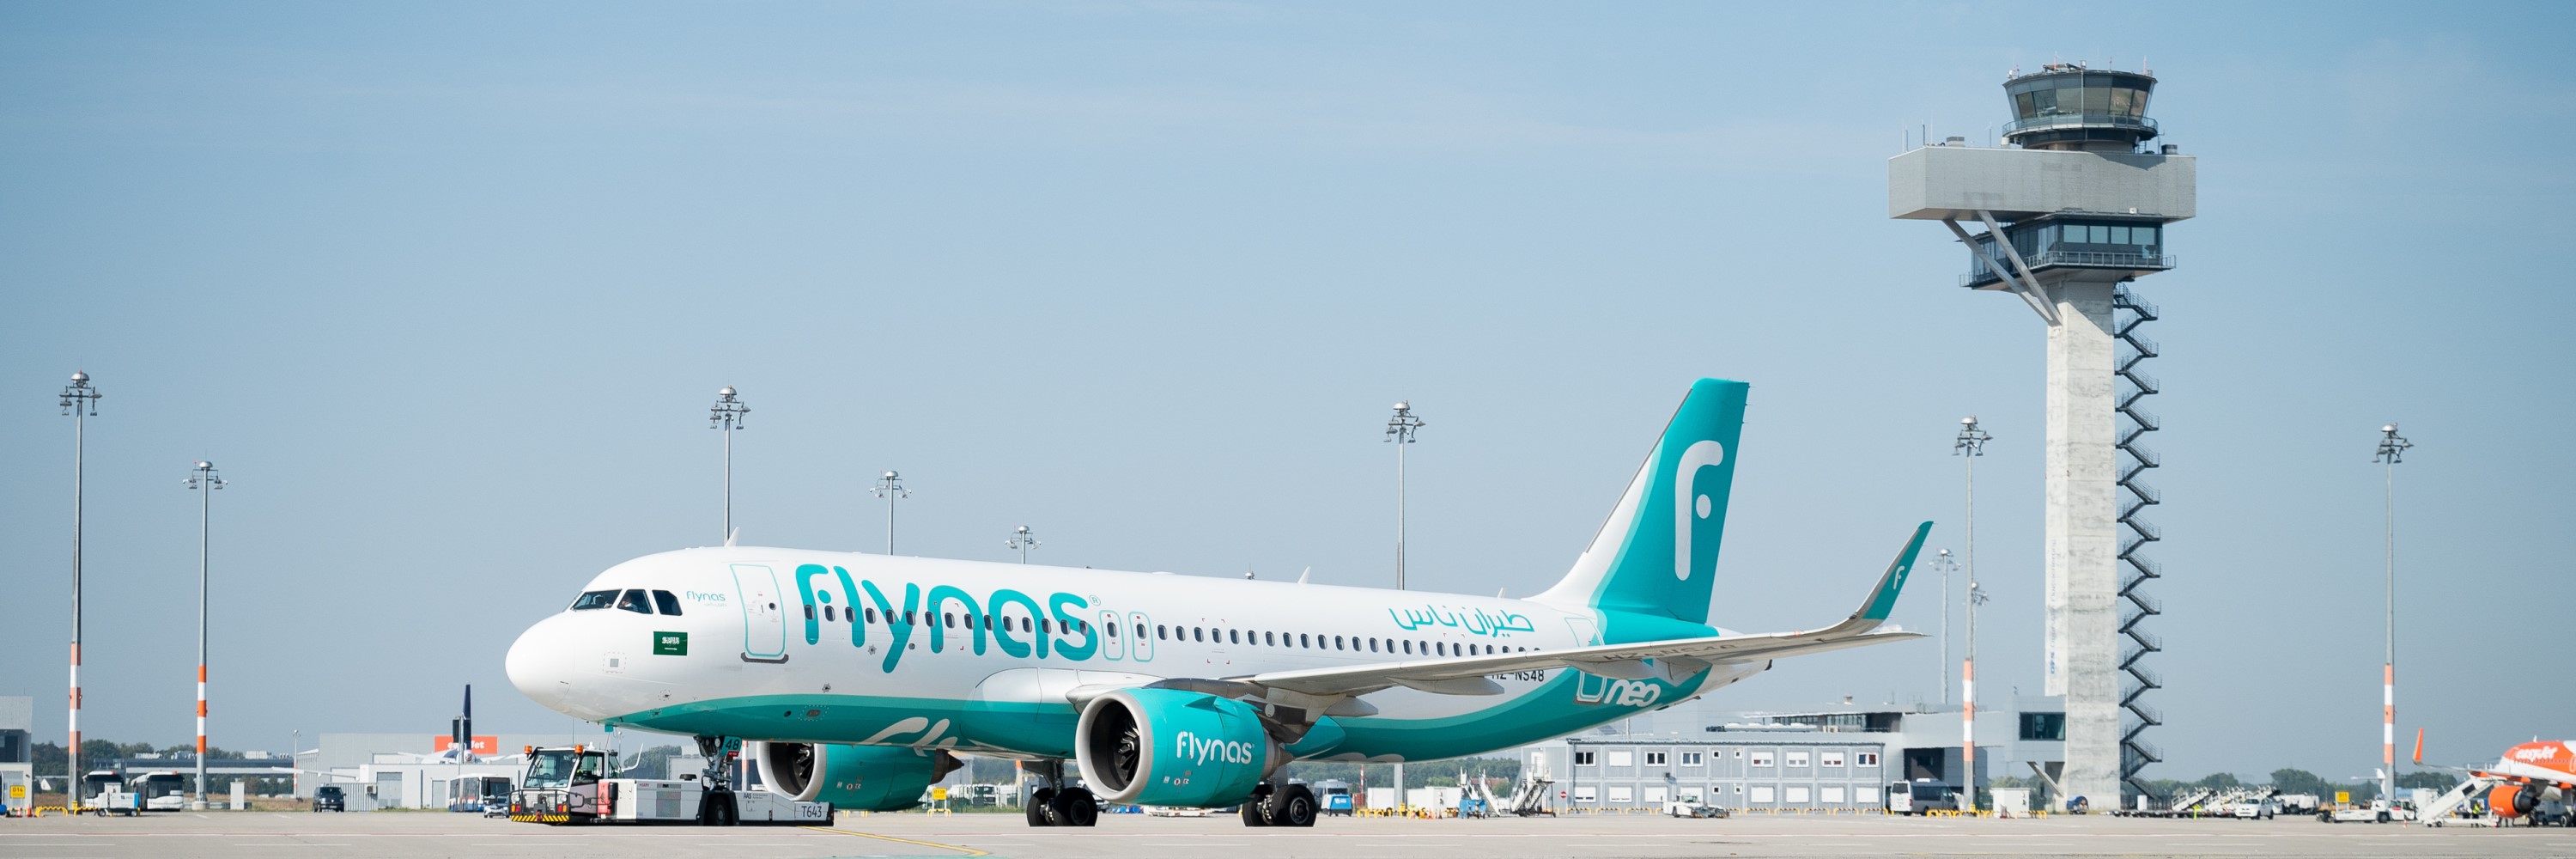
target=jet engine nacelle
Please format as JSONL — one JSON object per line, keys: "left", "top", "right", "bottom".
{"left": 2494, "top": 783, "right": 2539, "bottom": 819}
{"left": 752, "top": 741, "right": 961, "bottom": 812}
{"left": 1076, "top": 687, "right": 1285, "bottom": 807}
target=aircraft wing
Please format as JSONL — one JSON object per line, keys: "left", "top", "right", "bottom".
{"left": 1230, "top": 523, "right": 1929, "bottom": 699}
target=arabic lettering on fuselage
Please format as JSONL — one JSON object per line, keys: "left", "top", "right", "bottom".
{"left": 792, "top": 564, "right": 1100, "bottom": 673}
{"left": 1386, "top": 604, "right": 1538, "bottom": 638}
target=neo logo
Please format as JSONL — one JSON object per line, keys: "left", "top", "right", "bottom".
{"left": 1673, "top": 440, "right": 1726, "bottom": 581}
{"left": 1573, "top": 673, "right": 1665, "bottom": 708}
{"left": 1173, "top": 731, "right": 1256, "bottom": 765}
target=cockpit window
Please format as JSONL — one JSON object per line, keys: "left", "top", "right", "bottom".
{"left": 616, "top": 589, "right": 653, "bottom": 614}
{"left": 569, "top": 590, "right": 619, "bottom": 611}
{"left": 652, "top": 590, "right": 682, "bottom": 616}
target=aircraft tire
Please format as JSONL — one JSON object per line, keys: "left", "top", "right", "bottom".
{"left": 1058, "top": 788, "right": 1099, "bottom": 827}
{"left": 1027, "top": 788, "right": 1056, "bottom": 826}
{"left": 701, "top": 791, "right": 738, "bottom": 826}
{"left": 1274, "top": 784, "right": 1318, "bottom": 827}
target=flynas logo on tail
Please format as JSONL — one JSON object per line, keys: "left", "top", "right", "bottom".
{"left": 1534, "top": 378, "right": 1747, "bottom": 634}
{"left": 1674, "top": 440, "right": 1727, "bottom": 581}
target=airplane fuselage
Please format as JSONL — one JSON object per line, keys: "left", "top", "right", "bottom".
{"left": 507, "top": 546, "right": 1760, "bottom": 764}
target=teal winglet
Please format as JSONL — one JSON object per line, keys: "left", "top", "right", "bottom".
{"left": 1851, "top": 521, "right": 1933, "bottom": 625}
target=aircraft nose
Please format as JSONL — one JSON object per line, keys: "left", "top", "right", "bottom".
{"left": 506, "top": 615, "right": 577, "bottom": 715}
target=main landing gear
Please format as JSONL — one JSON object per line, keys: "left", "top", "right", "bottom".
{"left": 1024, "top": 759, "right": 1097, "bottom": 827}
{"left": 1240, "top": 782, "right": 1317, "bottom": 828}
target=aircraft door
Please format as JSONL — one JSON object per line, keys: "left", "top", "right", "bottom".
{"left": 732, "top": 564, "right": 787, "bottom": 661}
{"left": 1098, "top": 610, "right": 1123, "bottom": 661}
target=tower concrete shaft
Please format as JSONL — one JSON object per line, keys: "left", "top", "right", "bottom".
{"left": 2042, "top": 276, "right": 2124, "bottom": 806}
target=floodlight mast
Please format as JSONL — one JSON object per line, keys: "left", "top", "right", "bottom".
{"left": 1933, "top": 548, "right": 1958, "bottom": 708}
{"left": 1953, "top": 417, "right": 1990, "bottom": 813}
{"left": 2373, "top": 423, "right": 2412, "bottom": 805}
{"left": 58, "top": 371, "right": 100, "bottom": 812}
{"left": 708, "top": 387, "right": 749, "bottom": 543}
{"left": 1383, "top": 399, "right": 1425, "bottom": 810}
{"left": 1006, "top": 526, "right": 1041, "bottom": 564}
{"left": 184, "top": 460, "right": 225, "bottom": 808}
{"left": 875, "top": 471, "right": 909, "bottom": 554}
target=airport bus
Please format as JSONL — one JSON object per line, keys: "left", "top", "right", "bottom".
{"left": 131, "top": 771, "right": 188, "bottom": 811}
{"left": 1886, "top": 779, "right": 1959, "bottom": 815}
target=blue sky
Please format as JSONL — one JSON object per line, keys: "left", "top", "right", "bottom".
{"left": 3, "top": 2, "right": 2569, "bottom": 780}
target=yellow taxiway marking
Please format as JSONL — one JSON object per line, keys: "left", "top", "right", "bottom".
{"left": 799, "top": 825, "right": 992, "bottom": 856}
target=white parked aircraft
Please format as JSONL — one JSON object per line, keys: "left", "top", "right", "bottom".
{"left": 507, "top": 378, "right": 1926, "bottom": 827}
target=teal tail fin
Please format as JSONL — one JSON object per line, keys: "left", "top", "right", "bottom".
{"left": 1533, "top": 379, "right": 1748, "bottom": 630}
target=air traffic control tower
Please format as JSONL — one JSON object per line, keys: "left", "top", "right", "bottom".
{"left": 1890, "top": 64, "right": 2195, "bottom": 807}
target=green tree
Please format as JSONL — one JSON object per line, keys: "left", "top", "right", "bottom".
{"left": 2270, "top": 769, "right": 2331, "bottom": 796}
{"left": 2396, "top": 771, "right": 2457, "bottom": 791}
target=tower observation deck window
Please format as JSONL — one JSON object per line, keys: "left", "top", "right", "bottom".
{"left": 1965, "top": 218, "right": 2169, "bottom": 284}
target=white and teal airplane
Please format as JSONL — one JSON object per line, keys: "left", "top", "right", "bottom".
{"left": 506, "top": 378, "right": 1927, "bottom": 827}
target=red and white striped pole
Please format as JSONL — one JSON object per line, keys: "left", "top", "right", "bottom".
{"left": 61, "top": 371, "right": 99, "bottom": 813}
{"left": 2381, "top": 662, "right": 2394, "bottom": 800}
{"left": 2374, "top": 423, "right": 2409, "bottom": 806}
{"left": 1954, "top": 416, "right": 1988, "bottom": 815}
{"left": 1962, "top": 657, "right": 1977, "bottom": 813}
{"left": 187, "top": 460, "right": 223, "bottom": 808}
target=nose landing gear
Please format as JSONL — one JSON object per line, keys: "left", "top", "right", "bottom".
{"left": 693, "top": 735, "right": 738, "bottom": 826}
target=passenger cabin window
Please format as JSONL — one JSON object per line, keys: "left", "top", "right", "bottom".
{"left": 652, "top": 590, "right": 682, "bottom": 615}
{"left": 616, "top": 589, "right": 653, "bottom": 614}
{"left": 569, "top": 590, "right": 619, "bottom": 611}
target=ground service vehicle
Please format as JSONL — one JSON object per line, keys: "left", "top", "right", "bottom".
{"left": 507, "top": 746, "right": 827, "bottom": 825}
{"left": 1887, "top": 779, "right": 1958, "bottom": 815}
{"left": 2323, "top": 799, "right": 2402, "bottom": 823}
{"left": 1667, "top": 801, "right": 1730, "bottom": 818}
{"left": 2233, "top": 796, "right": 2280, "bottom": 819}
{"left": 507, "top": 380, "right": 1935, "bottom": 829}
{"left": 313, "top": 785, "right": 345, "bottom": 812}
{"left": 450, "top": 776, "right": 513, "bottom": 814}
{"left": 83, "top": 772, "right": 139, "bottom": 817}
{"left": 1315, "top": 781, "right": 1353, "bottom": 815}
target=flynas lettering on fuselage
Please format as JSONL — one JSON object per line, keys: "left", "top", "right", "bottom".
{"left": 792, "top": 564, "right": 1104, "bottom": 672}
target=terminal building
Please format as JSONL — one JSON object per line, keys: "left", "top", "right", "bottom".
{"left": 295, "top": 733, "right": 574, "bottom": 810}
{"left": 1522, "top": 696, "right": 2071, "bottom": 813}
{"left": 1, "top": 697, "right": 30, "bottom": 814}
